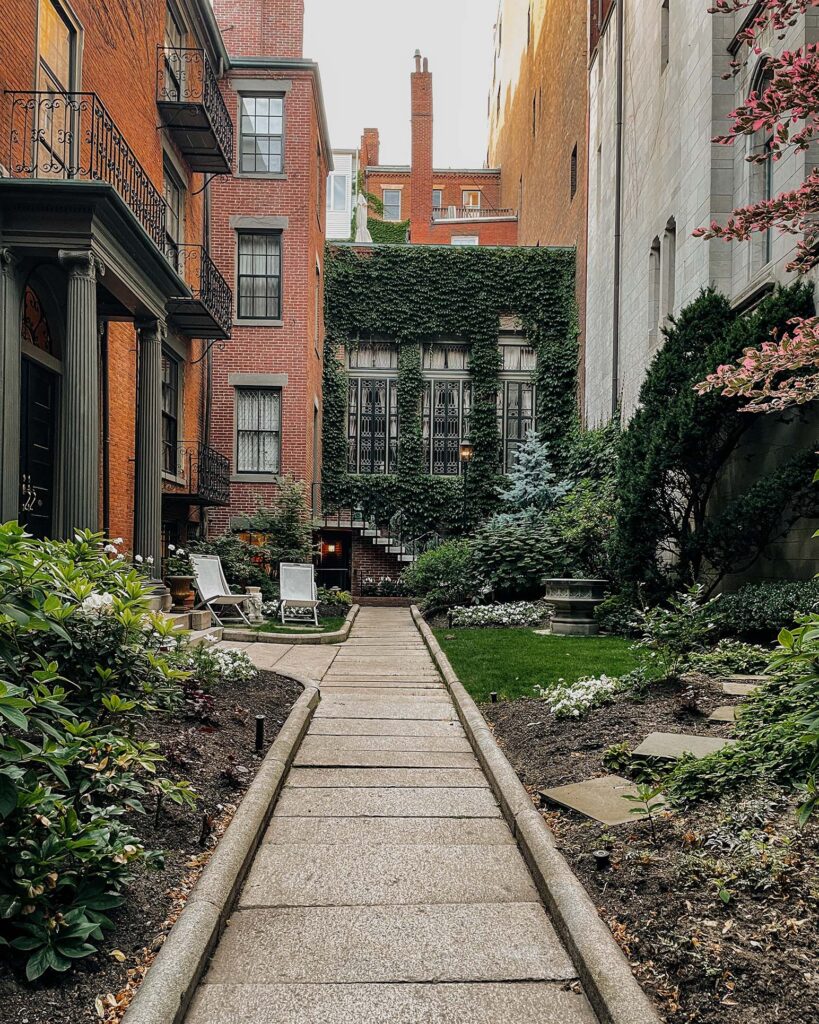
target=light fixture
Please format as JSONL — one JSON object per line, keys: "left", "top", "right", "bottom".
{"left": 459, "top": 441, "right": 474, "bottom": 463}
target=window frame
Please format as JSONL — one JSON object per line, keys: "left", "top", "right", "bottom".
{"left": 498, "top": 337, "right": 538, "bottom": 473}
{"left": 382, "top": 188, "right": 402, "bottom": 222}
{"left": 236, "top": 230, "right": 283, "bottom": 323}
{"left": 161, "top": 347, "right": 181, "bottom": 478}
{"left": 234, "top": 386, "right": 282, "bottom": 476}
{"left": 237, "top": 92, "right": 286, "bottom": 177}
{"left": 327, "top": 171, "right": 349, "bottom": 213}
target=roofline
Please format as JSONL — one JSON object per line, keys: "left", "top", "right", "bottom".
{"left": 229, "top": 57, "right": 334, "bottom": 169}
{"left": 365, "top": 165, "right": 502, "bottom": 175}
{"left": 329, "top": 241, "right": 576, "bottom": 253}
{"left": 192, "top": 0, "right": 230, "bottom": 71}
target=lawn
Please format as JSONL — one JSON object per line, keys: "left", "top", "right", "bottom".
{"left": 433, "top": 628, "right": 641, "bottom": 703}
{"left": 255, "top": 615, "right": 346, "bottom": 635}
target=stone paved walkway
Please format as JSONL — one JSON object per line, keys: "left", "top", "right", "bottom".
{"left": 185, "top": 608, "right": 599, "bottom": 1024}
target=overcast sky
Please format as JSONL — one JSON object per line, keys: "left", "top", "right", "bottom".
{"left": 304, "top": 0, "right": 499, "bottom": 168}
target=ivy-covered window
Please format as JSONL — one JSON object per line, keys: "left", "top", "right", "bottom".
{"left": 498, "top": 381, "right": 536, "bottom": 472}
{"left": 347, "top": 341, "right": 399, "bottom": 474}
{"left": 421, "top": 343, "right": 471, "bottom": 475}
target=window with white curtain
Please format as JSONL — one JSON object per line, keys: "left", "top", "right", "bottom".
{"left": 235, "top": 388, "right": 281, "bottom": 473}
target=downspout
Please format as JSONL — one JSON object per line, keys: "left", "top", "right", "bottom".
{"left": 611, "top": 0, "right": 625, "bottom": 420}
{"left": 100, "top": 320, "right": 110, "bottom": 537}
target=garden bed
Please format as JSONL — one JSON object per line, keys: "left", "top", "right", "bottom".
{"left": 484, "top": 687, "right": 818, "bottom": 1024}
{"left": 0, "top": 669, "right": 301, "bottom": 1024}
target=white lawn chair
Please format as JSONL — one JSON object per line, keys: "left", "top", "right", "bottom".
{"left": 279, "top": 562, "right": 319, "bottom": 626}
{"left": 190, "top": 553, "right": 252, "bottom": 627}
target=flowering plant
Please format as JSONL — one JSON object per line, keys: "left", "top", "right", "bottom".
{"left": 450, "top": 601, "right": 550, "bottom": 628}
{"left": 163, "top": 544, "right": 195, "bottom": 577}
{"left": 535, "top": 674, "right": 626, "bottom": 719}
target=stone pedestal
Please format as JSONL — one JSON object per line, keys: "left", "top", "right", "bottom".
{"left": 543, "top": 579, "right": 608, "bottom": 636}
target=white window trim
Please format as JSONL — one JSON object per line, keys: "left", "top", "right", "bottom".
{"left": 382, "top": 188, "right": 402, "bottom": 221}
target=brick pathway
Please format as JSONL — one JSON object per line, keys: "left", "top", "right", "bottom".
{"left": 185, "top": 608, "right": 599, "bottom": 1024}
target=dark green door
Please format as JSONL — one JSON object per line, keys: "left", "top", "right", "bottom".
{"left": 20, "top": 359, "right": 57, "bottom": 538}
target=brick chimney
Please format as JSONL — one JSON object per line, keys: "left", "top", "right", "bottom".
{"left": 213, "top": 0, "right": 304, "bottom": 59}
{"left": 410, "top": 50, "right": 433, "bottom": 241}
{"left": 360, "top": 128, "right": 380, "bottom": 170}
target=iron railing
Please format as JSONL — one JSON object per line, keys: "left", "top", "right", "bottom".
{"left": 156, "top": 46, "right": 234, "bottom": 169}
{"left": 170, "top": 243, "right": 233, "bottom": 337}
{"left": 316, "top": 489, "right": 442, "bottom": 561}
{"left": 7, "top": 91, "right": 166, "bottom": 250}
{"left": 168, "top": 442, "right": 230, "bottom": 506}
{"left": 432, "top": 205, "right": 517, "bottom": 221}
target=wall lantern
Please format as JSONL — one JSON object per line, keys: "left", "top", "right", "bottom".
{"left": 323, "top": 541, "right": 340, "bottom": 556}
{"left": 459, "top": 441, "right": 474, "bottom": 463}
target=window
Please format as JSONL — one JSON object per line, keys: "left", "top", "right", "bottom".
{"left": 501, "top": 344, "right": 536, "bottom": 372}
{"left": 37, "top": 0, "right": 79, "bottom": 174}
{"left": 451, "top": 236, "right": 479, "bottom": 246}
{"left": 498, "top": 382, "right": 536, "bottom": 472}
{"left": 161, "top": 352, "right": 180, "bottom": 475}
{"left": 462, "top": 190, "right": 481, "bottom": 209}
{"left": 382, "top": 189, "right": 401, "bottom": 221}
{"left": 750, "top": 64, "right": 775, "bottom": 267}
{"left": 347, "top": 378, "right": 398, "bottom": 474}
{"left": 162, "top": 4, "right": 185, "bottom": 102}
{"left": 662, "top": 218, "right": 676, "bottom": 320}
{"left": 570, "top": 143, "right": 578, "bottom": 199}
{"left": 163, "top": 160, "right": 185, "bottom": 265}
{"left": 648, "top": 236, "right": 661, "bottom": 343}
{"left": 327, "top": 172, "right": 349, "bottom": 212}
{"left": 236, "top": 388, "right": 281, "bottom": 473}
{"left": 239, "top": 95, "right": 284, "bottom": 174}
{"left": 532, "top": 93, "right": 537, "bottom": 136}
{"left": 422, "top": 343, "right": 469, "bottom": 370}
{"left": 349, "top": 341, "right": 399, "bottom": 369}
{"left": 660, "top": 1, "right": 670, "bottom": 70}
{"left": 314, "top": 261, "right": 321, "bottom": 356}
{"left": 421, "top": 344, "right": 471, "bottom": 476}
{"left": 432, "top": 188, "right": 443, "bottom": 215}
{"left": 38, "top": 0, "right": 75, "bottom": 92}
{"left": 237, "top": 232, "right": 282, "bottom": 320}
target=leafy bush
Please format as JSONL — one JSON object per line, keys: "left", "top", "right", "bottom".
{"left": 632, "top": 585, "right": 721, "bottom": 679}
{"left": 594, "top": 593, "right": 640, "bottom": 637}
{"left": 174, "top": 639, "right": 256, "bottom": 689}
{"left": 471, "top": 510, "right": 568, "bottom": 600}
{"left": 317, "top": 588, "right": 352, "bottom": 616}
{"left": 686, "top": 639, "right": 771, "bottom": 676}
{"left": 240, "top": 475, "right": 314, "bottom": 566}
{"left": 400, "top": 540, "right": 476, "bottom": 611}
{"left": 0, "top": 526, "right": 196, "bottom": 979}
{"left": 714, "top": 579, "right": 819, "bottom": 640}
{"left": 543, "top": 478, "right": 615, "bottom": 580}
{"left": 449, "top": 601, "right": 550, "bottom": 628}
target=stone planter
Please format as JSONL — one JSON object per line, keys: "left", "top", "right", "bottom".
{"left": 543, "top": 578, "right": 608, "bottom": 636}
{"left": 166, "top": 575, "right": 195, "bottom": 611}
{"left": 245, "top": 586, "right": 264, "bottom": 623}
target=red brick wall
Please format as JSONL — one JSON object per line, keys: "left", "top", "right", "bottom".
{"left": 213, "top": 0, "right": 304, "bottom": 59}
{"left": 360, "top": 128, "right": 380, "bottom": 169}
{"left": 410, "top": 55, "right": 433, "bottom": 240}
{"left": 351, "top": 536, "right": 403, "bottom": 595}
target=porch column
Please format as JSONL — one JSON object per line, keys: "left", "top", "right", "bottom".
{"left": 0, "top": 249, "right": 22, "bottom": 521}
{"left": 134, "top": 318, "right": 164, "bottom": 578}
{"left": 58, "top": 250, "right": 103, "bottom": 536}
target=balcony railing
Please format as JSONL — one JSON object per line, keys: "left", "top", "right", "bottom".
{"left": 432, "top": 206, "right": 517, "bottom": 221}
{"left": 167, "top": 243, "right": 232, "bottom": 339}
{"left": 164, "top": 443, "right": 230, "bottom": 507}
{"left": 156, "top": 47, "right": 234, "bottom": 173}
{"left": 7, "top": 91, "right": 166, "bottom": 250}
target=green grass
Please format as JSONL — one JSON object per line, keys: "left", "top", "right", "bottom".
{"left": 433, "top": 628, "right": 641, "bottom": 703}
{"left": 254, "top": 615, "right": 346, "bottom": 636}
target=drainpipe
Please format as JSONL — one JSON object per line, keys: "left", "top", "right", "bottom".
{"left": 100, "top": 320, "right": 110, "bottom": 537}
{"left": 611, "top": 0, "right": 625, "bottom": 420}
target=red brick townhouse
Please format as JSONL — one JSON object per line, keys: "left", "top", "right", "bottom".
{"left": 361, "top": 53, "right": 519, "bottom": 247}
{"left": 206, "top": 0, "right": 330, "bottom": 532}
{"left": 0, "top": 0, "right": 234, "bottom": 570}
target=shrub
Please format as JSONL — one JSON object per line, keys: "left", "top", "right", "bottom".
{"left": 241, "top": 475, "right": 314, "bottom": 566}
{"left": 359, "top": 576, "right": 410, "bottom": 597}
{"left": 544, "top": 478, "right": 616, "bottom": 579}
{"left": 317, "top": 588, "right": 352, "bottom": 617}
{"left": 471, "top": 510, "right": 569, "bottom": 600}
{"left": 175, "top": 639, "right": 256, "bottom": 689}
{"left": 714, "top": 579, "right": 819, "bottom": 640}
{"left": 498, "top": 430, "right": 569, "bottom": 512}
{"left": 0, "top": 525, "right": 196, "bottom": 979}
{"left": 535, "top": 674, "right": 626, "bottom": 719}
{"left": 449, "top": 601, "right": 550, "bottom": 628}
{"left": 400, "top": 540, "right": 476, "bottom": 611}
{"left": 686, "top": 639, "right": 771, "bottom": 676}
{"left": 190, "top": 535, "right": 276, "bottom": 600}
{"left": 632, "top": 585, "right": 721, "bottom": 679}
{"left": 594, "top": 593, "right": 640, "bottom": 636}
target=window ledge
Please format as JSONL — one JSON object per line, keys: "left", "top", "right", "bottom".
{"left": 234, "top": 318, "right": 284, "bottom": 328}
{"left": 162, "top": 472, "right": 186, "bottom": 486}
{"left": 231, "top": 473, "right": 279, "bottom": 484}
{"left": 237, "top": 172, "right": 288, "bottom": 181}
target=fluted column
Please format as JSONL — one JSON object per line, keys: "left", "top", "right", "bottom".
{"left": 58, "top": 250, "right": 103, "bottom": 536}
{"left": 0, "top": 249, "right": 22, "bottom": 521}
{"left": 134, "top": 318, "right": 165, "bottom": 578}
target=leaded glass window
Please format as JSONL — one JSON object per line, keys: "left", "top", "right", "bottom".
{"left": 347, "top": 377, "right": 398, "bottom": 474}
{"left": 498, "top": 381, "right": 536, "bottom": 472}
{"left": 236, "top": 388, "right": 281, "bottom": 473}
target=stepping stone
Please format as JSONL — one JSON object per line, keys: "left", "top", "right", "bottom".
{"left": 633, "top": 731, "right": 735, "bottom": 761}
{"left": 294, "top": 748, "right": 479, "bottom": 769}
{"left": 203, "top": 904, "right": 577, "bottom": 985}
{"left": 722, "top": 680, "right": 760, "bottom": 696}
{"left": 708, "top": 705, "right": 738, "bottom": 723}
{"left": 262, "top": 816, "right": 514, "bottom": 846}
{"left": 273, "top": 785, "right": 501, "bottom": 819}
{"left": 239, "top": 843, "right": 538, "bottom": 907}
{"left": 285, "top": 767, "right": 488, "bottom": 789}
{"left": 186, "top": 981, "right": 598, "bottom": 1024}
{"left": 540, "top": 775, "right": 662, "bottom": 825}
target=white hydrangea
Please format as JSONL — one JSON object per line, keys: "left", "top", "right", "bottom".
{"left": 80, "top": 591, "right": 115, "bottom": 616}
{"left": 536, "top": 674, "right": 625, "bottom": 720}
{"left": 450, "top": 601, "right": 549, "bottom": 628}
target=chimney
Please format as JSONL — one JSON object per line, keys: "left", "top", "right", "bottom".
{"left": 410, "top": 50, "right": 433, "bottom": 241}
{"left": 213, "top": 0, "right": 304, "bottom": 59}
{"left": 360, "top": 128, "right": 380, "bottom": 170}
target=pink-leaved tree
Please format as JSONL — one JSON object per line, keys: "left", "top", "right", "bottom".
{"left": 694, "top": 0, "right": 819, "bottom": 411}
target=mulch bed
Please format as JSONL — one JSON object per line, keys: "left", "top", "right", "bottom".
{"left": 484, "top": 683, "right": 819, "bottom": 1024}
{"left": 0, "top": 669, "right": 301, "bottom": 1024}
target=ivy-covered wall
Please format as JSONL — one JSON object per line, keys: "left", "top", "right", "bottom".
{"left": 322, "top": 243, "right": 578, "bottom": 536}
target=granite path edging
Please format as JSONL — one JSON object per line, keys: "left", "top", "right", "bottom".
{"left": 121, "top": 670, "right": 321, "bottom": 1024}
{"left": 222, "top": 603, "right": 359, "bottom": 645}
{"left": 411, "top": 605, "right": 661, "bottom": 1024}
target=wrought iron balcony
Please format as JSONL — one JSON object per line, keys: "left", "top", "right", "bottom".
{"left": 432, "top": 205, "right": 517, "bottom": 221}
{"left": 7, "top": 91, "right": 166, "bottom": 250}
{"left": 156, "top": 47, "right": 234, "bottom": 174}
{"left": 163, "top": 442, "right": 230, "bottom": 507}
{"left": 166, "top": 243, "right": 232, "bottom": 339}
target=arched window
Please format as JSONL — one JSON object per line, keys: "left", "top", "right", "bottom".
{"left": 21, "top": 285, "right": 60, "bottom": 359}
{"left": 648, "top": 236, "right": 661, "bottom": 345}
{"left": 662, "top": 217, "right": 676, "bottom": 321}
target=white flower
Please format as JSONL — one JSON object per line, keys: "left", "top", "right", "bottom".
{"left": 146, "top": 556, "right": 154, "bottom": 565}
{"left": 113, "top": 538, "right": 123, "bottom": 546}
{"left": 80, "top": 591, "right": 115, "bottom": 616}
{"left": 177, "top": 548, "right": 185, "bottom": 556}
{"left": 104, "top": 544, "right": 117, "bottom": 554}
{"left": 134, "top": 554, "right": 144, "bottom": 563}
{"left": 167, "top": 544, "right": 176, "bottom": 552}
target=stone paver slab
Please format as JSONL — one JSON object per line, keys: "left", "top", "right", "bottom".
{"left": 186, "top": 981, "right": 597, "bottom": 1024}
{"left": 275, "top": 647, "right": 339, "bottom": 674}
{"left": 240, "top": 843, "right": 538, "bottom": 907}
{"left": 309, "top": 718, "right": 466, "bottom": 737}
{"left": 708, "top": 704, "right": 738, "bottom": 722}
{"left": 217, "top": 641, "right": 252, "bottom": 650}
{"left": 319, "top": 686, "right": 447, "bottom": 698}
{"left": 204, "top": 904, "right": 576, "bottom": 984}
{"left": 285, "top": 767, "right": 488, "bottom": 789}
{"left": 633, "top": 731, "right": 735, "bottom": 760}
{"left": 236, "top": 644, "right": 292, "bottom": 669}
{"left": 540, "top": 775, "right": 660, "bottom": 825}
{"left": 273, "top": 786, "right": 500, "bottom": 819}
{"left": 294, "top": 748, "right": 479, "bottom": 769}
{"left": 315, "top": 701, "right": 457, "bottom": 721}
{"left": 298, "top": 733, "right": 473, "bottom": 753}
{"left": 722, "top": 681, "right": 759, "bottom": 696}
{"left": 262, "top": 816, "right": 514, "bottom": 846}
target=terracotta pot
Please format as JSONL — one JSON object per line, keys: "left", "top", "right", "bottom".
{"left": 166, "top": 575, "right": 195, "bottom": 611}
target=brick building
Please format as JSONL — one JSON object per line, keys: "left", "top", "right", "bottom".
{"left": 360, "top": 53, "right": 518, "bottom": 247}
{"left": 0, "top": 0, "right": 234, "bottom": 572}
{"left": 206, "top": 0, "right": 331, "bottom": 533}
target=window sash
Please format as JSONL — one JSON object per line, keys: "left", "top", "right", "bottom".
{"left": 236, "top": 388, "right": 281, "bottom": 474}
{"left": 382, "top": 189, "right": 401, "bottom": 221}
{"left": 347, "top": 377, "right": 398, "bottom": 474}
{"left": 422, "top": 379, "right": 471, "bottom": 476}
{"left": 237, "top": 232, "right": 282, "bottom": 320}
{"left": 328, "top": 173, "right": 348, "bottom": 212}
{"left": 499, "top": 381, "right": 536, "bottom": 472}
{"left": 239, "top": 95, "right": 284, "bottom": 174}
{"left": 161, "top": 352, "right": 179, "bottom": 475}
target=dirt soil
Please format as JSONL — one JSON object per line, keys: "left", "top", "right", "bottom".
{"left": 0, "top": 669, "right": 301, "bottom": 1024}
{"left": 485, "top": 683, "right": 819, "bottom": 1024}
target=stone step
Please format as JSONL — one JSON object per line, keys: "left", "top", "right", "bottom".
{"left": 540, "top": 775, "right": 662, "bottom": 826}
{"left": 262, "top": 816, "right": 513, "bottom": 846}
{"left": 708, "top": 705, "right": 738, "bottom": 723}
{"left": 633, "top": 731, "right": 735, "bottom": 761}
{"left": 722, "top": 680, "right": 761, "bottom": 696}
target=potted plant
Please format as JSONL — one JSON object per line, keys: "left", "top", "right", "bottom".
{"left": 163, "top": 544, "right": 196, "bottom": 610}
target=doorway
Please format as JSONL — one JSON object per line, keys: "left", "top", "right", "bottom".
{"left": 20, "top": 358, "right": 58, "bottom": 538}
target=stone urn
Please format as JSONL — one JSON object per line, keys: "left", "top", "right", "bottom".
{"left": 166, "top": 575, "right": 195, "bottom": 611}
{"left": 244, "top": 586, "right": 265, "bottom": 623}
{"left": 543, "top": 579, "right": 608, "bottom": 636}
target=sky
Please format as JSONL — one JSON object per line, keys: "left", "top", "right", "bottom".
{"left": 304, "top": 0, "right": 499, "bottom": 168}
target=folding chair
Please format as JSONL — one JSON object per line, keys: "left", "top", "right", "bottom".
{"left": 190, "top": 553, "right": 252, "bottom": 627}
{"left": 279, "top": 562, "right": 320, "bottom": 627}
